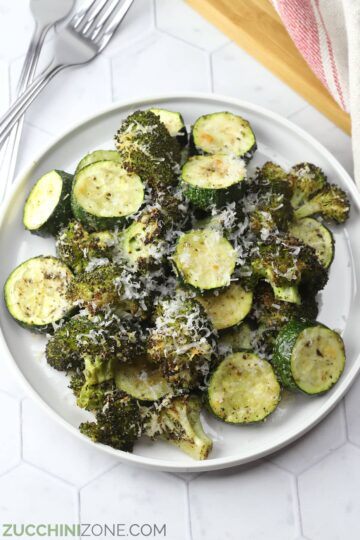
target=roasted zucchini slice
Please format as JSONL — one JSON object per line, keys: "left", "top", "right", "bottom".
{"left": 289, "top": 217, "right": 334, "bottom": 268}
{"left": 75, "top": 150, "right": 122, "bottom": 173}
{"left": 191, "top": 111, "right": 256, "bottom": 160}
{"left": 173, "top": 229, "right": 237, "bottom": 290}
{"left": 218, "top": 323, "right": 253, "bottom": 354}
{"left": 23, "top": 170, "right": 73, "bottom": 237}
{"left": 273, "top": 320, "right": 345, "bottom": 394}
{"left": 196, "top": 283, "right": 253, "bottom": 330}
{"left": 72, "top": 160, "right": 144, "bottom": 230}
{"left": 149, "top": 107, "right": 188, "bottom": 147}
{"left": 115, "top": 358, "right": 172, "bottom": 401}
{"left": 181, "top": 154, "right": 246, "bottom": 209}
{"left": 4, "top": 256, "right": 73, "bottom": 333}
{"left": 207, "top": 352, "right": 280, "bottom": 423}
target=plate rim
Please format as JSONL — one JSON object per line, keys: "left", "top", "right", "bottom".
{"left": 0, "top": 91, "right": 359, "bottom": 472}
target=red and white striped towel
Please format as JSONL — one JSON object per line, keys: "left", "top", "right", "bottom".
{"left": 272, "top": 0, "right": 360, "bottom": 187}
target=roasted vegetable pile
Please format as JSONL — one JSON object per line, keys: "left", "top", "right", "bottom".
{"left": 4, "top": 108, "right": 350, "bottom": 460}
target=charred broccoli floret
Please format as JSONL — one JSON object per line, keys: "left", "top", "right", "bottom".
{"left": 80, "top": 392, "right": 142, "bottom": 451}
{"left": 46, "top": 314, "right": 143, "bottom": 374}
{"left": 66, "top": 264, "right": 119, "bottom": 312}
{"left": 46, "top": 317, "right": 99, "bottom": 372}
{"left": 147, "top": 295, "right": 216, "bottom": 390}
{"left": 142, "top": 395, "right": 212, "bottom": 460}
{"left": 247, "top": 166, "right": 293, "bottom": 236}
{"left": 77, "top": 379, "right": 117, "bottom": 411}
{"left": 249, "top": 237, "right": 328, "bottom": 303}
{"left": 68, "top": 370, "right": 86, "bottom": 398}
{"left": 66, "top": 264, "right": 147, "bottom": 316}
{"left": 56, "top": 220, "right": 114, "bottom": 273}
{"left": 289, "top": 162, "right": 326, "bottom": 209}
{"left": 251, "top": 282, "right": 318, "bottom": 330}
{"left": 114, "top": 110, "right": 181, "bottom": 190}
{"left": 257, "top": 161, "right": 289, "bottom": 184}
{"left": 294, "top": 183, "right": 350, "bottom": 223}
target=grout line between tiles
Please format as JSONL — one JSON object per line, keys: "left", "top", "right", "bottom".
{"left": 340, "top": 398, "right": 350, "bottom": 441}
{"left": 208, "top": 53, "right": 214, "bottom": 93}
{"left": 19, "top": 399, "right": 24, "bottom": 460}
{"left": 77, "top": 488, "right": 81, "bottom": 528}
{"left": 154, "top": 26, "right": 212, "bottom": 53}
{"left": 79, "top": 462, "right": 121, "bottom": 490}
{"left": 21, "top": 458, "right": 78, "bottom": 489}
{"left": 185, "top": 482, "right": 194, "bottom": 540}
{"left": 295, "top": 475, "right": 306, "bottom": 538}
{"left": 0, "top": 462, "right": 22, "bottom": 479}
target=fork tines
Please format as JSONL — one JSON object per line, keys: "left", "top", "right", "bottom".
{"left": 71, "top": 0, "right": 134, "bottom": 45}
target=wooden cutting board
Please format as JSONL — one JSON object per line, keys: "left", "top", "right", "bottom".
{"left": 186, "top": 0, "right": 351, "bottom": 134}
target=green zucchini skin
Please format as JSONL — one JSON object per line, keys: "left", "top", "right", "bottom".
{"left": 4, "top": 256, "right": 74, "bottom": 334}
{"left": 207, "top": 351, "right": 281, "bottom": 423}
{"left": 273, "top": 320, "right": 346, "bottom": 394}
{"left": 75, "top": 150, "right": 122, "bottom": 173}
{"left": 71, "top": 160, "right": 145, "bottom": 231}
{"left": 190, "top": 111, "right": 257, "bottom": 161}
{"left": 182, "top": 181, "right": 243, "bottom": 210}
{"left": 289, "top": 217, "right": 334, "bottom": 269}
{"left": 23, "top": 170, "right": 73, "bottom": 237}
{"left": 181, "top": 154, "right": 246, "bottom": 209}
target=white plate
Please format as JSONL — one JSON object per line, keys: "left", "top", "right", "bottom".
{"left": 0, "top": 93, "right": 359, "bottom": 472}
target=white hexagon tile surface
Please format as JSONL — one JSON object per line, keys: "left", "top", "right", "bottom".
{"left": 0, "top": 1, "right": 357, "bottom": 539}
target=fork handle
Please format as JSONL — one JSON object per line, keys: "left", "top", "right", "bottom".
{"left": 0, "top": 23, "right": 51, "bottom": 200}
{"left": 0, "top": 63, "right": 66, "bottom": 148}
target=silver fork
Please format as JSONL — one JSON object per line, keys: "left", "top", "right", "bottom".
{"left": 0, "top": 0, "right": 134, "bottom": 148}
{"left": 0, "top": 0, "right": 75, "bottom": 202}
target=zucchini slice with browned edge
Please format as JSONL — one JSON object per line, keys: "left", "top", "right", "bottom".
{"left": 4, "top": 256, "right": 74, "bottom": 333}
{"left": 181, "top": 154, "right": 246, "bottom": 209}
{"left": 75, "top": 150, "right": 122, "bottom": 173}
{"left": 207, "top": 351, "right": 281, "bottom": 423}
{"left": 173, "top": 229, "right": 237, "bottom": 290}
{"left": 149, "top": 108, "right": 188, "bottom": 147}
{"left": 196, "top": 283, "right": 253, "bottom": 330}
{"left": 273, "top": 320, "right": 345, "bottom": 394}
{"left": 23, "top": 170, "right": 73, "bottom": 237}
{"left": 72, "top": 160, "right": 145, "bottom": 230}
{"left": 191, "top": 111, "right": 257, "bottom": 160}
{"left": 289, "top": 217, "right": 334, "bottom": 268}
{"left": 115, "top": 358, "right": 172, "bottom": 401}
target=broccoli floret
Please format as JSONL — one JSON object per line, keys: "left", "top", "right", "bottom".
{"left": 251, "top": 282, "right": 318, "bottom": 330}
{"left": 46, "top": 317, "right": 99, "bottom": 372}
{"left": 115, "top": 110, "right": 181, "bottom": 191}
{"left": 247, "top": 167, "right": 293, "bottom": 236}
{"left": 248, "top": 237, "right": 328, "bottom": 303}
{"left": 68, "top": 370, "right": 86, "bottom": 398}
{"left": 77, "top": 379, "right": 117, "bottom": 411}
{"left": 56, "top": 220, "right": 114, "bottom": 274}
{"left": 289, "top": 163, "right": 326, "bottom": 209}
{"left": 147, "top": 294, "right": 216, "bottom": 390}
{"left": 257, "top": 161, "right": 289, "bottom": 183}
{"left": 80, "top": 392, "right": 142, "bottom": 452}
{"left": 46, "top": 314, "right": 144, "bottom": 374}
{"left": 294, "top": 184, "right": 350, "bottom": 223}
{"left": 142, "top": 395, "right": 212, "bottom": 460}
{"left": 66, "top": 263, "right": 146, "bottom": 316}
